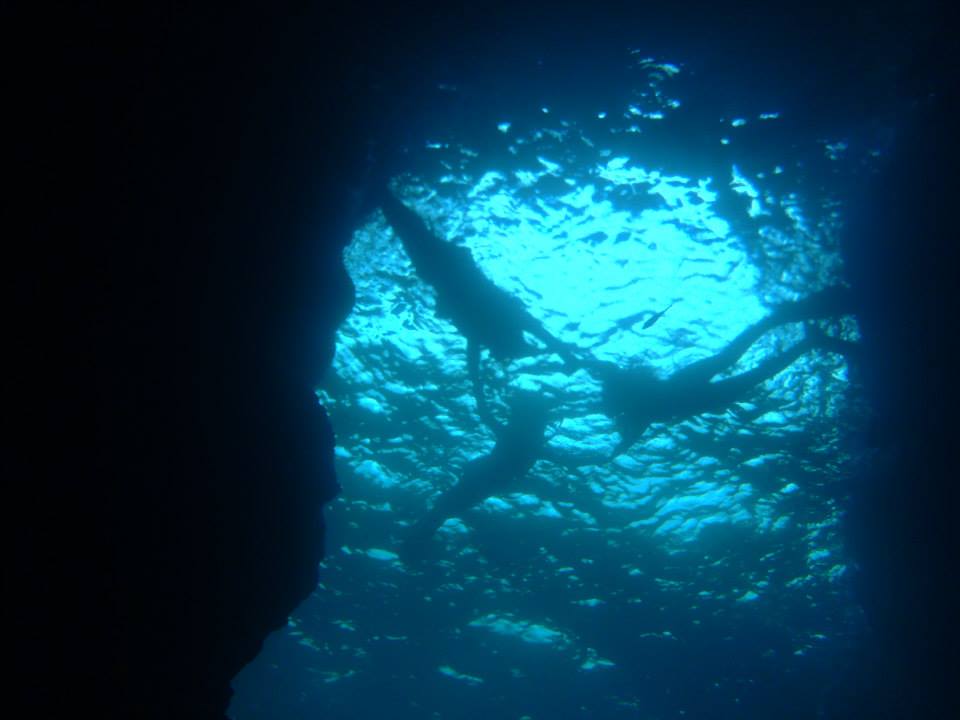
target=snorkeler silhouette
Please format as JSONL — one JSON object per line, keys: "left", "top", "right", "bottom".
{"left": 403, "top": 392, "right": 558, "bottom": 548}
{"left": 378, "top": 187, "right": 583, "bottom": 402}
{"left": 599, "top": 286, "right": 857, "bottom": 455}
{"left": 577, "top": 299, "right": 681, "bottom": 346}
{"left": 642, "top": 300, "right": 678, "bottom": 329}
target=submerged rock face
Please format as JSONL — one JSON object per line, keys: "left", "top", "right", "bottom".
{"left": 15, "top": 9, "right": 358, "bottom": 719}
{"left": 837, "top": 92, "right": 959, "bottom": 717}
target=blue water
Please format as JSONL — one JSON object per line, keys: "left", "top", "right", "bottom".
{"left": 231, "top": 56, "right": 875, "bottom": 719}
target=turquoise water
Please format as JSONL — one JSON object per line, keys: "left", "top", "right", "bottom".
{"left": 232, "top": 57, "right": 871, "bottom": 720}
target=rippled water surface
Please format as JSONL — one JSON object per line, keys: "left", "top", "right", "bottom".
{"left": 232, "top": 57, "right": 873, "bottom": 720}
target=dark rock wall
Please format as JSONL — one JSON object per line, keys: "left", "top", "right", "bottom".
{"left": 14, "top": 7, "right": 360, "bottom": 718}
{"left": 835, "top": 89, "right": 959, "bottom": 718}
{"left": 13, "top": 2, "right": 956, "bottom": 718}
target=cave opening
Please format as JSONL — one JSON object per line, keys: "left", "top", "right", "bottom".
{"left": 232, "top": 55, "right": 875, "bottom": 719}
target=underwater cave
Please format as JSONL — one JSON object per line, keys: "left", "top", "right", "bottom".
{"left": 233, "top": 54, "right": 878, "bottom": 720}
{"left": 25, "top": 4, "right": 955, "bottom": 719}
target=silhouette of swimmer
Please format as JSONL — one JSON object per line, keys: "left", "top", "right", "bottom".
{"left": 403, "top": 393, "right": 557, "bottom": 549}
{"left": 378, "top": 187, "right": 583, "bottom": 399}
{"left": 599, "top": 286, "right": 857, "bottom": 455}
{"left": 642, "top": 300, "right": 678, "bottom": 329}
{"left": 578, "top": 299, "right": 681, "bottom": 346}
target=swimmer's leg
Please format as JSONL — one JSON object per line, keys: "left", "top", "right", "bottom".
{"left": 402, "top": 458, "right": 495, "bottom": 553}
{"left": 697, "top": 335, "right": 815, "bottom": 412}
{"left": 672, "top": 287, "right": 855, "bottom": 386}
{"left": 672, "top": 313, "right": 781, "bottom": 386}
{"left": 803, "top": 323, "right": 863, "bottom": 364}
{"left": 771, "top": 286, "right": 857, "bottom": 324}
{"left": 469, "top": 342, "right": 506, "bottom": 435}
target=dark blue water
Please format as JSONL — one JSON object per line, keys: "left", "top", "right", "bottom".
{"left": 231, "top": 52, "right": 884, "bottom": 720}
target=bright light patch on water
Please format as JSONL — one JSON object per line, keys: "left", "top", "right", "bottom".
{"left": 365, "top": 548, "right": 400, "bottom": 562}
{"left": 437, "top": 665, "right": 484, "bottom": 685}
{"left": 469, "top": 614, "right": 570, "bottom": 647}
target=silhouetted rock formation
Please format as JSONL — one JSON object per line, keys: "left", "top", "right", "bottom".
{"left": 835, "top": 87, "right": 959, "bottom": 719}
{"left": 14, "top": 8, "right": 359, "bottom": 719}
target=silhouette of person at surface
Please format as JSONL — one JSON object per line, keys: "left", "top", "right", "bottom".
{"left": 402, "top": 392, "right": 558, "bottom": 550}
{"left": 599, "top": 286, "right": 857, "bottom": 455}
{"left": 377, "top": 186, "right": 583, "bottom": 403}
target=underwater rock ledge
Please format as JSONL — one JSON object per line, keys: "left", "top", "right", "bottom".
{"left": 14, "top": 8, "right": 357, "bottom": 719}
